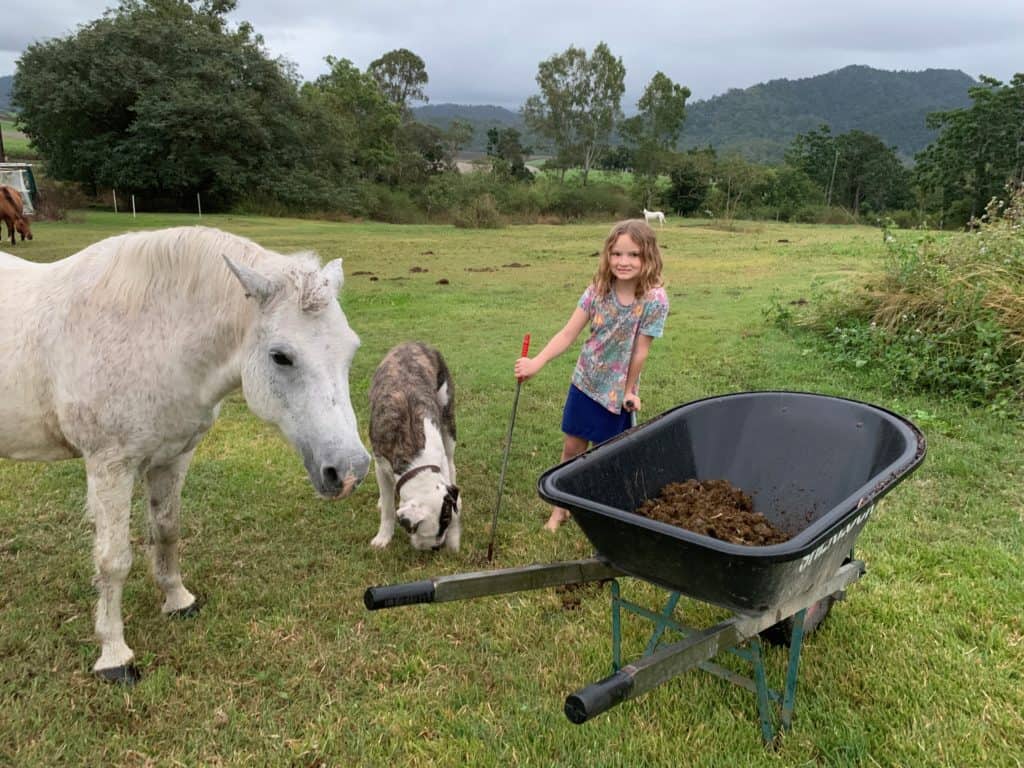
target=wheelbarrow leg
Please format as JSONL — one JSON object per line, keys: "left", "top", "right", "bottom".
{"left": 781, "top": 606, "right": 808, "bottom": 732}
{"left": 748, "top": 637, "right": 776, "bottom": 745}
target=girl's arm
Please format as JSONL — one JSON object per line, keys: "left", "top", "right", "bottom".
{"left": 514, "top": 306, "right": 589, "bottom": 381}
{"left": 623, "top": 333, "right": 654, "bottom": 411}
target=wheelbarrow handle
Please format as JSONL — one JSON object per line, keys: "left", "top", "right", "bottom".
{"left": 364, "top": 580, "right": 436, "bottom": 610}
{"left": 564, "top": 670, "right": 634, "bottom": 724}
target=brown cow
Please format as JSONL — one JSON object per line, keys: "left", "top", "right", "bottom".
{"left": 0, "top": 185, "right": 33, "bottom": 246}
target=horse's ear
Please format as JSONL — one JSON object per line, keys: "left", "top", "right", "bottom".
{"left": 322, "top": 258, "right": 344, "bottom": 294}
{"left": 223, "top": 256, "right": 278, "bottom": 304}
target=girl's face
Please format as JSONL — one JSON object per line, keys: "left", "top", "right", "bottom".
{"left": 609, "top": 233, "right": 643, "bottom": 282}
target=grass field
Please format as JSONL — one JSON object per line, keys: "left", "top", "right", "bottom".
{"left": 0, "top": 118, "right": 34, "bottom": 158}
{"left": 1, "top": 213, "right": 1021, "bottom": 767}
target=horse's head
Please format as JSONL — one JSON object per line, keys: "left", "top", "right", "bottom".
{"left": 225, "top": 255, "right": 371, "bottom": 499}
{"left": 16, "top": 216, "right": 32, "bottom": 241}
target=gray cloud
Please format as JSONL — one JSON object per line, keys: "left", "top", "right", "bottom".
{"left": 3, "top": 1, "right": 1022, "bottom": 108}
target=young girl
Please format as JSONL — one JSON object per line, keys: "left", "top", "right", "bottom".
{"left": 514, "top": 219, "right": 669, "bottom": 531}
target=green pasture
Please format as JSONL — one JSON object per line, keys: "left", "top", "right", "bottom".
{"left": 0, "top": 119, "right": 34, "bottom": 158}
{"left": 1, "top": 213, "right": 1021, "bottom": 766}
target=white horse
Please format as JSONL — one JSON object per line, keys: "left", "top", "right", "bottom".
{"left": 642, "top": 208, "right": 666, "bottom": 227}
{"left": 0, "top": 226, "right": 371, "bottom": 682}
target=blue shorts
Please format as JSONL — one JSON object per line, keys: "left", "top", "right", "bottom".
{"left": 561, "top": 385, "right": 632, "bottom": 445}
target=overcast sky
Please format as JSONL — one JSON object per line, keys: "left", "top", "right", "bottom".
{"left": 2, "top": 1, "right": 1022, "bottom": 108}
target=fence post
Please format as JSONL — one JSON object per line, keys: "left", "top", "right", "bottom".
{"left": 131, "top": 194, "right": 136, "bottom": 219}
{"left": 113, "top": 189, "right": 118, "bottom": 214}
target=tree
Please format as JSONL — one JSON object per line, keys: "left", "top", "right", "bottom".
{"left": 914, "top": 74, "right": 1024, "bottom": 225}
{"left": 712, "top": 153, "right": 767, "bottom": 220}
{"left": 620, "top": 71, "right": 691, "bottom": 203}
{"left": 665, "top": 148, "right": 715, "bottom": 215}
{"left": 832, "top": 130, "right": 912, "bottom": 216}
{"left": 12, "top": 0, "right": 302, "bottom": 208}
{"left": 785, "top": 125, "right": 838, "bottom": 199}
{"left": 302, "top": 55, "right": 401, "bottom": 184}
{"left": 637, "top": 73, "right": 690, "bottom": 149}
{"left": 367, "top": 48, "right": 429, "bottom": 117}
{"left": 786, "top": 126, "right": 911, "bottom": 215}
{"left": 486, "top": 127, "right": 533, "bottom": 182}
{"left": 442, "top": 119, "right": 474, "bottom": 168}
{"left": 394, "top": 121, "right": 447, "bottom": 184}
{"left": 755, "top": 165, "right": 820, "bottom": 220}
{"left": 522, "top": 42, "right": 625, "bottom": 185}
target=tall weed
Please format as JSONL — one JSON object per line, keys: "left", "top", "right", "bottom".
{"left": 779, "top": 188, "right": 1024, "bottom": 413}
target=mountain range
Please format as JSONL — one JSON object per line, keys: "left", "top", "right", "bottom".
{"left": 2, "top": 65, "right": 978, "bottom": 163}
{"left": 412, "top": 65, "right": 977, "bottom": 163}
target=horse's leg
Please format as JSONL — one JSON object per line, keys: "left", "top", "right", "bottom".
{"left": 146, "top": 451, "right": 198, "bottom": 617}
{"left": 87, "top": 456, "right": 140, "bottom": 682}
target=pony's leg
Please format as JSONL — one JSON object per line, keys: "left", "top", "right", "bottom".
{"left": 370, "top": 460, "right": 396, "bottom": 548}
{"left": 442, "top": 434, "right": 461, "bottom": 553}
{"left": 442, "top": 434, "right": 457, "bottom": 487}
{"left": 87, "top": 456, "right": 139, "bottom": 680}
{"left": 145, "top": 452, "right": 198, "bottom": 616}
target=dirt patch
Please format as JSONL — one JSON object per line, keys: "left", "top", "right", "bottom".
{"left": 436, "top": 278, "right": 450, "bottom": 285}
{"left": 635, "top": 479, "right": 791, "bottom": 545}
{"left": 409, "top": 266, "right": 428, "bottom": 273}
{"left": 501, "top": 262, "right": 529, "bottom": 268}
{"left": 352, "top": 270, "right": 375, "bottom": 276}
{"left": 465, "top": 266, "right": 496, "bottom": 272}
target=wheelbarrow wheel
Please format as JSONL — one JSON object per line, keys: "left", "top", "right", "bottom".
{"left": 759, "top": 595, "right": 836, "bottom": 647}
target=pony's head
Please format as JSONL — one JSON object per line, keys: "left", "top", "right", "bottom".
{"left": 15, "top": 216, "right": 32, "bottom": 241}
{"left": 225, "top": 254, "right": 370, "bottom": 499}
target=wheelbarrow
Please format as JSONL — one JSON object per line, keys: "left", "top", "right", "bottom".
{"left": 364, "top": 392, "right": 926, "bottom": 744}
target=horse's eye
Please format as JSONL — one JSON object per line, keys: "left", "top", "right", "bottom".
{"left": 271, "top": 351, "right": 293, "bottom": 367}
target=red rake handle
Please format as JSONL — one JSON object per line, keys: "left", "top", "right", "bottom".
{"left": 517, "top": 334, "right": 531, "bottom": 382}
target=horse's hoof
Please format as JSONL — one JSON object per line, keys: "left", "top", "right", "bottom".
{"left": 168, "top": 600, "right": 201, "bottom": 619}
{"left": 96, "top": 664, "right": 142, "bottom": 685}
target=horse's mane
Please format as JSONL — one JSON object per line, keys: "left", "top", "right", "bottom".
{"left": 86, "top": 227, "right": 328, "bottom": 317}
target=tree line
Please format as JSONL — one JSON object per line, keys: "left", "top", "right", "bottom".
{"left": 11, "top": 0, "right": 1023, "bottom": 227}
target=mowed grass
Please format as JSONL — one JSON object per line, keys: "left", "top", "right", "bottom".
{"left": 1, "top": 213, "right": 1021, "bottom": 767}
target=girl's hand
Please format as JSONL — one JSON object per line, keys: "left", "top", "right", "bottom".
{"left": 624, "top": 393, "right": 642, "bottom": 413}
{"left": 514, "top": 357, "right": 540, "bottom": 381}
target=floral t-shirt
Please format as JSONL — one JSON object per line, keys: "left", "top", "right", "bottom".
{"left": 571, "top": 284, "right": 669, "bottom": 413}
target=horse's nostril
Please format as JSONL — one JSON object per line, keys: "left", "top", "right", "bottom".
{"left": 322, "top": 465, "right": 340, "bottom": 488}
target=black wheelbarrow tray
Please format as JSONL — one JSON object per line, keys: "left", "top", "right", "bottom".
{"left": 364, "top": 392, "right": 926, "bottom": 742}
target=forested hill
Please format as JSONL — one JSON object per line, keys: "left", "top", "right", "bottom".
{"left": 682, "top": 65, "right": 977, "bottom": 162}
{"left": 411, "top": 103, "right": 530, "bottom": 150}
{"left": 0, "top": 75, "right": 13, "bottom": 112}
{"left": 414, "top": 66, "right": 977, "bottom": 161}
{"left": 4, "top": 66, "right": 977, "bottom": 159}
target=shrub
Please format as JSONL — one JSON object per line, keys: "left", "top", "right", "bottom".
{"left": 365, "top": 185, "right": 426, "bottom": 224}
{"left": 784, "top": 187, "right": 1024, "bottom": 412}
{"left": 31, "top": 179, "right": 87, "bottom": 221}
{"left": 453, "top": 193, "right": 503, "bottom": 229}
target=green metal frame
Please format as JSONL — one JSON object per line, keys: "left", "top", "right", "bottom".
{"left": 609, "top": 579, "right": 808, "bottom": 745}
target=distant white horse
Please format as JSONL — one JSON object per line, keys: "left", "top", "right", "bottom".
{"left": 0, "top": 226, "right": 371, "bottom": 682}
{"left": 643, "top": 208, "right": 666, "bottom": 227}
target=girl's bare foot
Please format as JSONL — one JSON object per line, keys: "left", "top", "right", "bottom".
{"left": 544, "top": 507, "right": 571, "bottom": 531}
